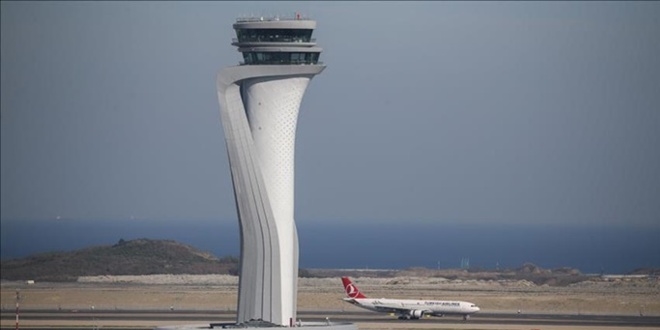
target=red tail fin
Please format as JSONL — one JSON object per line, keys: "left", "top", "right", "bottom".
{"left": 341, "top": 277, "right": 366, "bottom": 299}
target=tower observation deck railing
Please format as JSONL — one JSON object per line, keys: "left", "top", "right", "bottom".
{"left": 232, "top": 38, "right": 316, "bottom": 44}
{"left": 236, "top": 14, "right": 311, "bottom": 22}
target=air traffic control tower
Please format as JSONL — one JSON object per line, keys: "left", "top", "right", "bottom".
{"left": 215, "top": 15, "right": 325, "bottom": 327}
{"left": 156, "top": 15, "right": 355, "bottom": 330}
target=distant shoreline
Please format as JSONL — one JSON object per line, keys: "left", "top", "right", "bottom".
{"left": 3, "top": 221, "right": 659, "bottom": 274}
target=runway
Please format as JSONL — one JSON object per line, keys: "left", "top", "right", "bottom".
{"left": 2, "top": 309, "right": 659, "bottom": 329}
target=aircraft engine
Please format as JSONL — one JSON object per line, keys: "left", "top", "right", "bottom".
{"left": 408, "top": 310, "right": 424, "bottom": 319}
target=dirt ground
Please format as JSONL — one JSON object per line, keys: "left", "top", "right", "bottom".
{"left": 1, "top": 275, "right": 658, "bottom": 329}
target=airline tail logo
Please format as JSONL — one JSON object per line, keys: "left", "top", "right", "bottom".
{"left": 346, "top": 283, "right": 359, "bottom": 297}
{"left": 342, "top": 277, "right": 366, "bottom": 299}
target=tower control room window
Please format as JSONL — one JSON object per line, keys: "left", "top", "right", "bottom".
{"left": 242, "top": 52, "right": 321, "bottom": 65}
{"left": 290, "top": 53, "right": 302, "bottom": 63}
{"left": 236, "top": 29, "right": 313, "bottom": 43}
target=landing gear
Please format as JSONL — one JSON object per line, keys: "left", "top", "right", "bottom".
{"left": 463, "top": 314, "right": 470, "bottom": 321}
{"left": 397, "top": 315, "right": 419, "bottom": 320}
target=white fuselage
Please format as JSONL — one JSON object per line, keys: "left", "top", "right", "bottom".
{"left": 344, "top": 297, "right": 480, "bottom": 319}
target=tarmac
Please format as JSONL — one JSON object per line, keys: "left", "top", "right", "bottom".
{"left": 2, "top": 309, "right": 660, "bottom": 330}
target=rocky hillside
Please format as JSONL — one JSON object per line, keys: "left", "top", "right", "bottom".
{"left": 304, "top": 263, "right": 590, "bottom": 286}
{"left": 0, "top": 238, "right": 238, "bottom": 282}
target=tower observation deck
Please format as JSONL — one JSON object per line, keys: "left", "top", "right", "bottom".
{"left": 232, "top": 16, "right": 322, "bottom": 65}
{"left": 216, "top": 15, "right": 325, "bottom": 327}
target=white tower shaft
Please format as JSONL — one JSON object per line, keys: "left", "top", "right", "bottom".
{"left": 217, "top": 65, "right": 324, "bottom": 325}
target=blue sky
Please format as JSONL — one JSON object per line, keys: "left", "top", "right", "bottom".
{"left": 2, "top": 2, "right": 659, "bottom": 228}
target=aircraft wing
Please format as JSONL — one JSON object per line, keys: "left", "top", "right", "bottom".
{"left": 342, "top": 299, "right": 414, "bottom": 313}
{"left": 372, "top": 304, "right": 432, "bottom": 316}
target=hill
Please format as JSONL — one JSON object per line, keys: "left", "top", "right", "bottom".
{"left": 0, "top": 238, "right": 238, "bottom": 282}
{"left": 303, "top": 263, "right": 590, "bottom": 286}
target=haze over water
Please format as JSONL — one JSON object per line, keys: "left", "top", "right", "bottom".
{"left": 2, "top": 219, "right": 658, "bottom": 275}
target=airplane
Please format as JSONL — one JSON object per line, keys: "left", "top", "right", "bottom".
{"left": 340, "top": 276, "right": 480, "bottom": 321}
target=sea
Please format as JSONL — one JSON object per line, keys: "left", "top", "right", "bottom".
{"left": 1, "top": 219, "right": 658, "bottom": 275}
